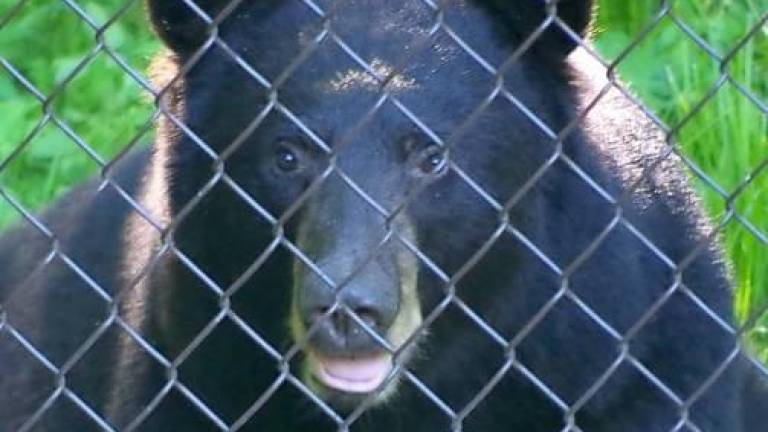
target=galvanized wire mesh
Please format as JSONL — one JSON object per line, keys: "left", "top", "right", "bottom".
{"left": 1, "top": 0, "right": 767, "bottom": 431}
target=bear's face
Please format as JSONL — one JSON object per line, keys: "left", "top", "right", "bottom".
{"left": 152, "top": 0, "right": 587, "bottom": 408}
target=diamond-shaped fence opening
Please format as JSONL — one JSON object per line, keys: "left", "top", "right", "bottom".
{"left": 1, "top": 0, "right": 767, "bottom": 431}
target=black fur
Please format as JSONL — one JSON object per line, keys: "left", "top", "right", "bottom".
{"left": 2, "top": 1, "right": 767, "bottom": 430}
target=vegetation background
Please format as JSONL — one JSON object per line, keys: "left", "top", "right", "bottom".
{"left": 0, "top": 0, "right": 766, "bottom": 359}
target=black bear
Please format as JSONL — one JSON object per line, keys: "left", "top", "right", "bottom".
{"left": 1, "top": 0, "right": 766, "bottom": 430}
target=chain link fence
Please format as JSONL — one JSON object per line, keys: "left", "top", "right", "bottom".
{"left": 1, "top": 0, "right": 767, "bottom": 431}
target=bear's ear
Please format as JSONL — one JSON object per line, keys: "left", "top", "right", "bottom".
{"left": 481, "top": 0, "right": 594, "bottom": 56}
{"left": 146, "top": 0, "right": 234, "bottom": 53}
{"left": 530, "top": 0, "right": 594, "bottom": 54}
{"left": 545, "top": 0, "right": 594, "bottom": 37}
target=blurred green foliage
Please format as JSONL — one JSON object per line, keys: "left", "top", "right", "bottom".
{"left": 0, "top": 0, "right": 158, "bottom": 225}
{"left": 0, "top": 0, "right": 766, "bottom": 357}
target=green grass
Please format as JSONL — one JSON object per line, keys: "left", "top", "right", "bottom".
{"left": 0, "top": 0, "right": 158, "bottom": 226}
{"left": 1, "top": 1, "right": 767, "bottom": 357}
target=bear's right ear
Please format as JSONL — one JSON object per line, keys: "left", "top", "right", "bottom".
{"left": 478, "top": 0, "right": 594, "bottom": 56}
{"left": 146, "top": 0, "right": 234, "bottom": 53}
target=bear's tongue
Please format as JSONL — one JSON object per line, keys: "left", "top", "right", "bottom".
{"left": 314, "top": 354, "right": 392, "bottom": 394}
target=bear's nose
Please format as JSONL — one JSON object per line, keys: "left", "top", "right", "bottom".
{"left": 301, "top": 279, "right": 399, "bottom": 355}
{"left": 309, "top": 303, "right": 381, "bottom": 333}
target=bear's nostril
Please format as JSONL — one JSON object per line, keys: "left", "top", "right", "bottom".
{"left": 308, "top": 307, "right": 331, "bottom": 326}
{"left": 353, "top": 307, "right": 379, "bottom": 329}
{"left": 331, "top": 311, "right": 348, "bottom": 332}
{"left": 306, "top": 303, "right": 383, "bottom": 331}
{"left": 309, "top": 307, "right": 381, "bottom": 338}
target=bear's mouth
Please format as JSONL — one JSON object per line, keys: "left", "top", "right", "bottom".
{"left": 311, "top": 352, "right": 393, "bottom": 394}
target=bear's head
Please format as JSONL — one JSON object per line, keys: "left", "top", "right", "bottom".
{"left": 145, "top": 0, "right": 593, "bottom": 408}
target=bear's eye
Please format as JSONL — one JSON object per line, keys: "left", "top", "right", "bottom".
{"left": 274, "top": 144, "right": 303, "bottom": 173}
{"left": 414, "top": 144, "right": 448, "bottom": 177}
